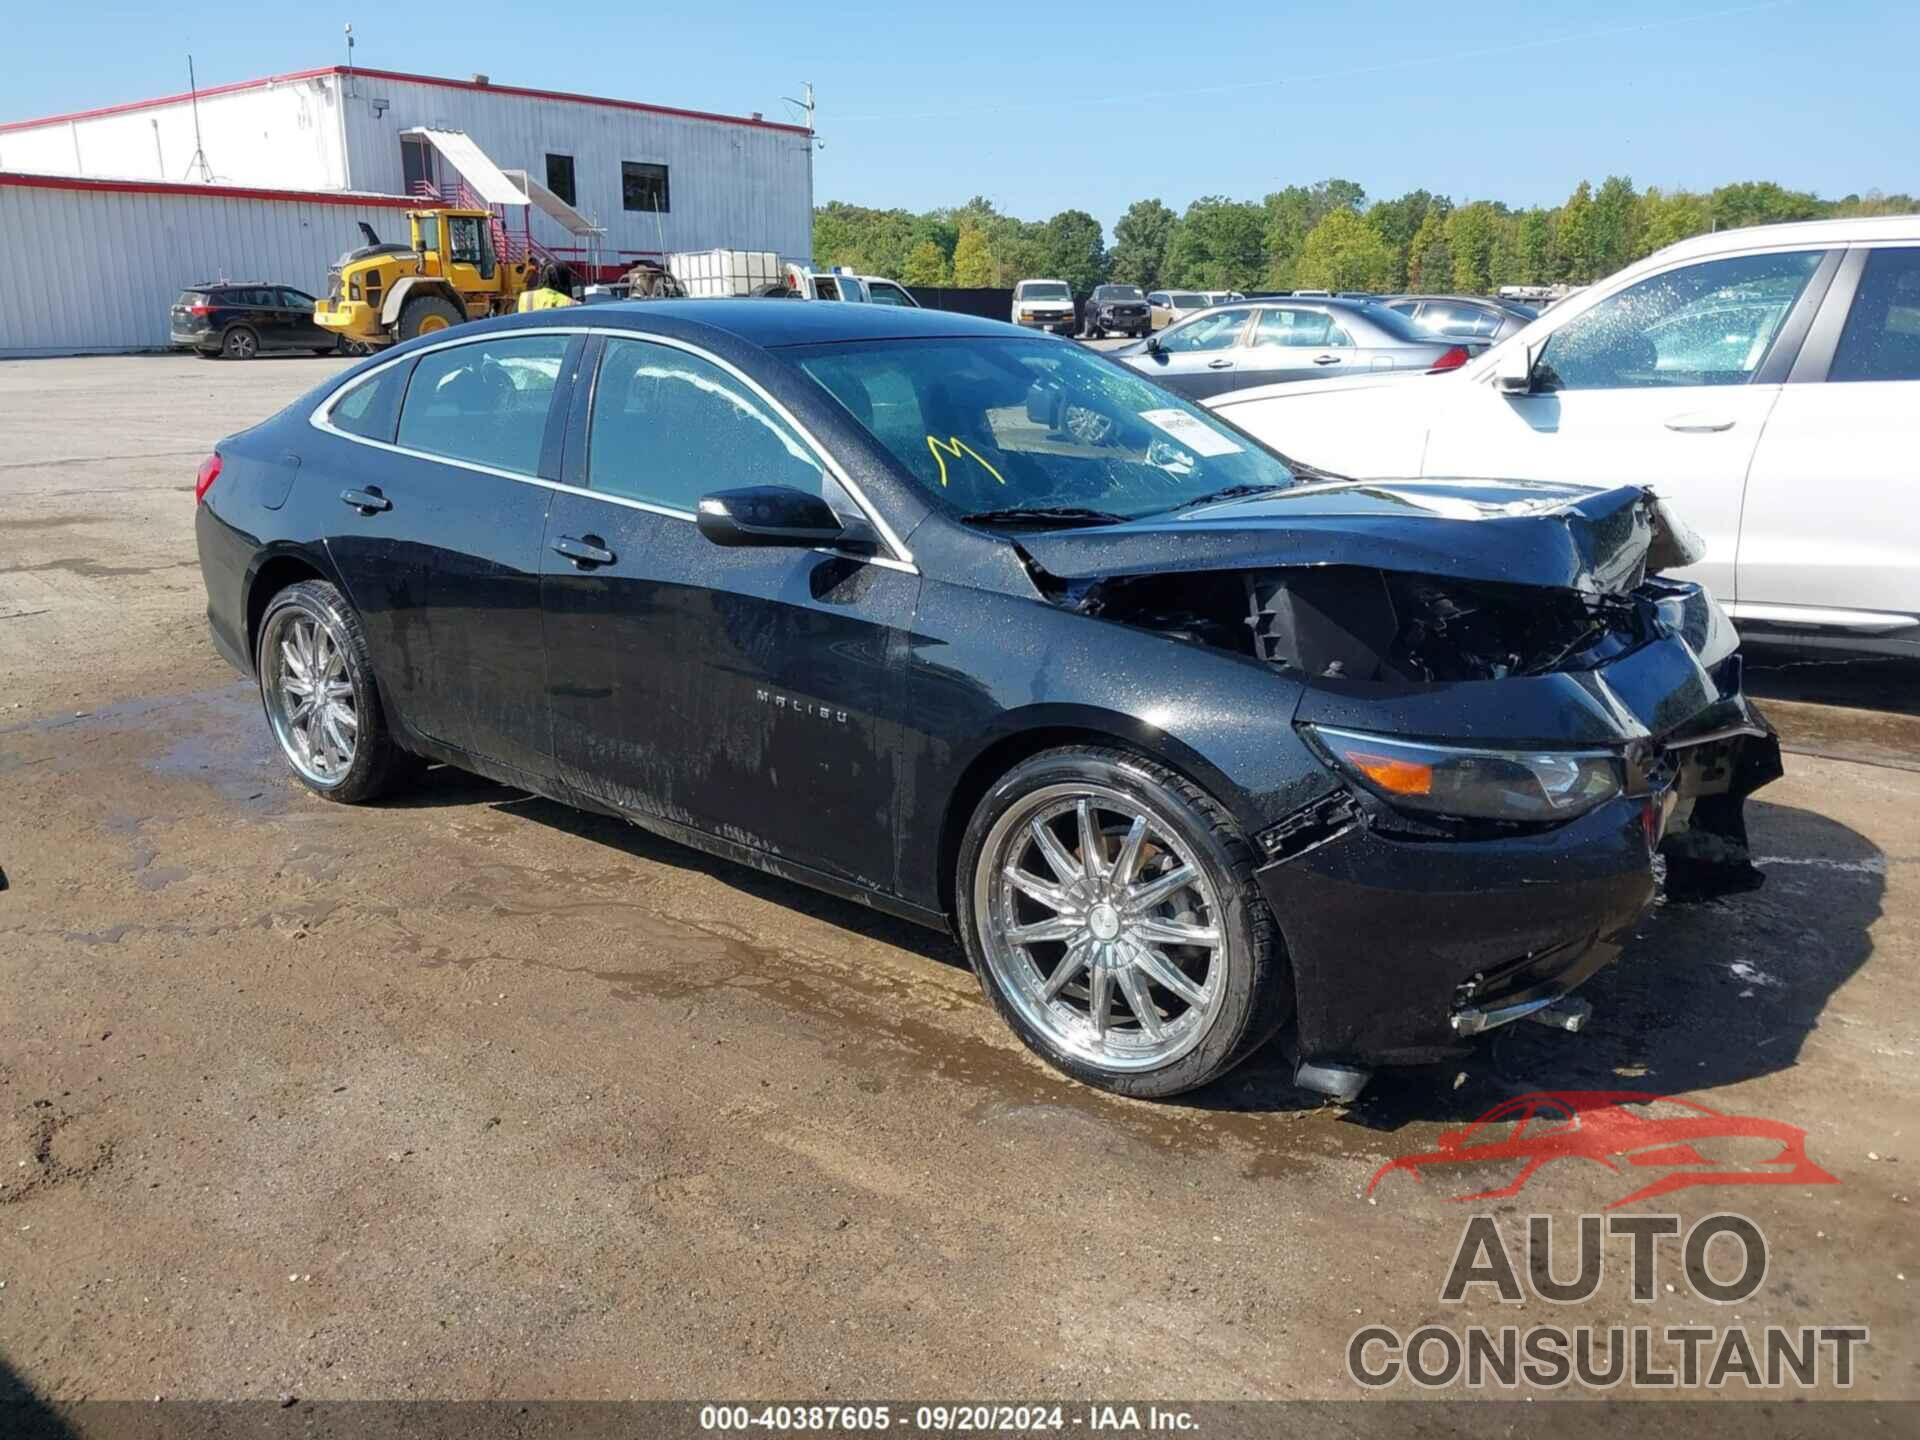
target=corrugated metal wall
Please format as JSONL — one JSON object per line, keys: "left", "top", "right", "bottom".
{"left": 339, "top": 77, "right": 813, "bottom": 264}
{"left": 0, "top": 179, "right": 413, "bottom": 356}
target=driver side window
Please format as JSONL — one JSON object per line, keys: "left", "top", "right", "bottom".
{"left": 588, "top": 338, "right": 830, "bottom": 513}
{"left": 1158, "top": 307, "right": 1253, "bottom": 353}
{"left": 1534, "top": 249, "right": 1824, "bottom": 391}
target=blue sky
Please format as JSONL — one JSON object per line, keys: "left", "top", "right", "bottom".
{"left": 7, "top": 1, "right": 1913, "bottom": 231}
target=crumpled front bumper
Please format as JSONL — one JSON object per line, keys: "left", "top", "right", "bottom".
{"left": 1256, "top": 793, "right": 1655, "bottom": 1065}
{"left": 1259, "top": 580, "right": 1782, "bottom": 1068}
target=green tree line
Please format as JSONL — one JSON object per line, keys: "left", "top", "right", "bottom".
{"left": 813, "top": 179, "right": 1917, "bottom": 295}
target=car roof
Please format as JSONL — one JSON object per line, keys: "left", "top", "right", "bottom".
{"left": 1649, "top": 213, "right": 1920, "bottom": 264}
{"left": 484, "top": 297, "right": 1028, "bottom": 346}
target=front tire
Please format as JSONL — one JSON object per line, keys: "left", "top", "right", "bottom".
{"left": 956, "top": 746, "right": 1291, "bottom": 1099}
{"left": 256, "top": 580, "right": 418, "bottom": 804}
{"left": 397, "top": 295, "right": 465, "bottom": 342}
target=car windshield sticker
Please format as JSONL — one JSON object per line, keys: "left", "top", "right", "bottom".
{"left": 925, "top": 434, "right": 1007, "bottom": 488}
{"left": 1140, "top": 409, "right": 1242, "bottom": 457}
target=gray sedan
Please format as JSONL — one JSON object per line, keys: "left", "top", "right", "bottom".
{"left": 1380, "top": 294, "right": 1536, "bottom": 343}
{"left": 1110, "top": 299, "right": 1471, "bottom": 401}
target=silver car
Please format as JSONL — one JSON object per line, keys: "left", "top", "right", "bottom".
{"left": 1112, "top": 299, "right": 1472, "bottom": 401}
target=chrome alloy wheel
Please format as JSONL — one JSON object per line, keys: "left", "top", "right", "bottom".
{"left": 263, "top": 609, "right": 358, "bottom": 787}
{"left": 978, "top": 782, "right": 1226, "bottom": 1072}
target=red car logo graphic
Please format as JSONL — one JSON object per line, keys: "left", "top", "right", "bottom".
{"left": 1367, "top": 1091, "right": 1839, "bottom": 1209}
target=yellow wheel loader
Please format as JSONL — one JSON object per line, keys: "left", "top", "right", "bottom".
{"left": 316, "top": 210, "right": 541, "bottom": 349}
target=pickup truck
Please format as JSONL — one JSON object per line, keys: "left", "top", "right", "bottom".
{"left": 756, "top": 265, "right": 909, "bottom": 303}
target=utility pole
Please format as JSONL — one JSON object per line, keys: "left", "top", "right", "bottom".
{"left": 781, "top": 82, "right": 823, "bottom": 150}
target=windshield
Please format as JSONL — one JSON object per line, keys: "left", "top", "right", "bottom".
{"left": 1096, "top": 286, "right": 1143, "bottom": 301}
{"left": 1170, "top": 293, "right": 1208, "bottom": 308}
{"left": 791, "top": 337, "right": 1296, "bottom": 521}
{"left": 1021, "top": 283, "right": 1071, "bottom": 301}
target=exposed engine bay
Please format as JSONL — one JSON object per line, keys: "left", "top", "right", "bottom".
{"left": 1014, "top": 482, "right": 1780, "bottom": 902}
{"left": 1034, "top": 564, "right": 1660, "bottom": 684}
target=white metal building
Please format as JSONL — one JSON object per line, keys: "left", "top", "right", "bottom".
{"left": 0, "top": 65, "right": 815, "bottom": 356}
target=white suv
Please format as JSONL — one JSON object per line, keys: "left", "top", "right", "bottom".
{"left": 1210, "top": 217, "right": 1920, "bottom": 656}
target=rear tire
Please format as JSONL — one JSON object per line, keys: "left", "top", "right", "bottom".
{"left": 397, "top": 295, "right": 466, "bottom": 342}
{"left": 956, "top": 745, "right": 1292, "bottom": 1099}
{"left": 220, "top": 326, "right": 259, "bottom": 360}
{"left": 256, "top": 580, "right": 419, "bottom": 805}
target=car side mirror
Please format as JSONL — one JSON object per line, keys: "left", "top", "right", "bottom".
{"left": 1492, "top": 341, "right": 1538, "bottom": 395}
{"left": 696, "top": 486, "right": 848, "bottom": 548}
{"left": 1145, "top": 334, "right": 1163, "bottom": 355}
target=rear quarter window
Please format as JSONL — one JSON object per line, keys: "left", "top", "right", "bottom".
{"left": 325, "top": 361, "right": 414, "bottom": 444}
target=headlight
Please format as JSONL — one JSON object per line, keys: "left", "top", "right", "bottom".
{"left": 1308, "top": 726, "right": 1623, "bottom": 822}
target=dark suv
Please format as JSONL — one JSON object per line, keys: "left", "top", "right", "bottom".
{"left": 1083, "top": 284, "right": 1151, "bottom": 338}
{"left": 171, "top": 284, "right": 340, "bottom": 360}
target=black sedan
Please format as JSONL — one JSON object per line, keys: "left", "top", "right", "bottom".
{"left": 1110, "top": 298, "right": 1473, "bottom": 400}
{"left": 195, "top": 302, "right": 1779, "bottom": 1100}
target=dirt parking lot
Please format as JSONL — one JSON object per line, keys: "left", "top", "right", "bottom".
{"left": 1, "top": 354, "right": 1916, "bottom": 1405}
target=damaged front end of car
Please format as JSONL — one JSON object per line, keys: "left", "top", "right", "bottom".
{"left": 1016, "top": 479, "right": 1782, "bottom": 1086}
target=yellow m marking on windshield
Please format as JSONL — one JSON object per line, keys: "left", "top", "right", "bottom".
{"left": 925, "top": 435, "right": 1007, "bottom": 489}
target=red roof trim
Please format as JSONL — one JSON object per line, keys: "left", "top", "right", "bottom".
{"left": 0, "top": 171, "right": 419, "bottom": 209}
{"left": 0, "top": 66, "right": 810, "bottom": 137}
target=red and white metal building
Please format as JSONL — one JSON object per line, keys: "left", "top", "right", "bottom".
{"left": 0, "top": 66, "right": 815, "bottom": 356}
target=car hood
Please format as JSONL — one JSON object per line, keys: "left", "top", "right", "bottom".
{"left": 1207, "top": 369, "right": 1443, "bottom": 409}
{"left": 1014, "top": 478, "right": 1705, "bottom": 596}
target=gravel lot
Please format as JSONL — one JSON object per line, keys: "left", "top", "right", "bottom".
{"left": 0, "top": 353, "right": 1915, "bottom": 1404}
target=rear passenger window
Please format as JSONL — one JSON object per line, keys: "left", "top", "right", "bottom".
{"left": 1828, "top": 248, "right": 1920, "bottom": 383}
{"left": 588, "top": 338, "right": 828, "bottom": 512}
{"left": 1255, "top": 309, "right": 1333, "bottom": 347}
{"left": 326, "top": 361, "right": 414, "bottom": 444}
{"left": 395, "top": 335, "right": 570, "bottom": 476}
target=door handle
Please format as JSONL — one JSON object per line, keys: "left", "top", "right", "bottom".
{"left": 1312, "top": 354, "right": 1342, "bottom": 365}
{"left": 1205, "top": 358, "right": 1234, "bottom": 369}
{"left": 552, "top": 534, "right": 615, "bottom": 568}
{"left": 340, "top": 487, "right": 390, "bottom": 514}
{"left": 1664, "top": 414, "right": 1736, "bottom": 433}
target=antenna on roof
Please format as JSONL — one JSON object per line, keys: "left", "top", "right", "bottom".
{"left": 343, "top": 23, "right": 357, "bottom": 99}
{"left": 184, "top": 54, "right": 215, "bottom": 183}
{"left": 780, "top": 81, "right": 824, "bottom": 152}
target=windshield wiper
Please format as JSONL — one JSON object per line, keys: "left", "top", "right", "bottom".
{"left": 1162, "top": 482, "right": 1295, "bottom": 514}
{"left": 961, "top": 505, "right": 1131, "bottom": 528}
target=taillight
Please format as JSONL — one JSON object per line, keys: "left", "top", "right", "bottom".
{"left": 1427, "top": 345, "right": 1470, "bottom": 373}
{"left": 189, "top": 303, "right": 212, "bottom": 316}
{"left": 195, "top": 453, "right": 222, "bottom": 505}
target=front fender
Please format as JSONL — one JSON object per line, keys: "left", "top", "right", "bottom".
{"left": 382, "top": 276, "right": 458, "bottom": 328}
{"left": 896, "top": 576, "right": 1336, "bottom": 911}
